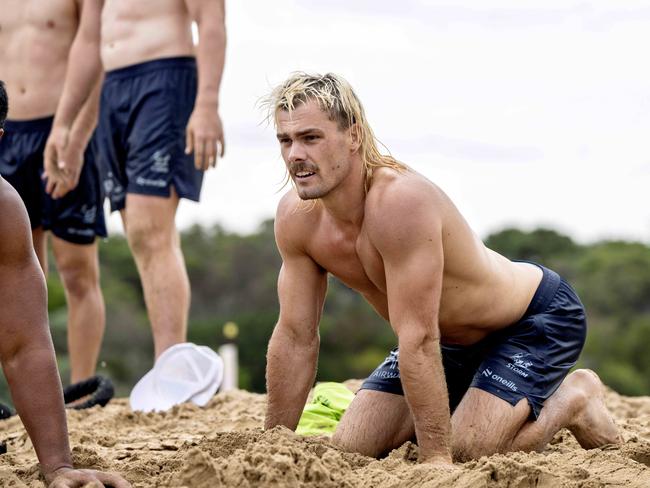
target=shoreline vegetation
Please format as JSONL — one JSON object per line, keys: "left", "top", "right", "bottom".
{"left": 2, "top": 222, "right": 648, "bottom": 402}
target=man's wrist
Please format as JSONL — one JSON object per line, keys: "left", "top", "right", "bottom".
{"left": 194, "top": 96, "right": 219, "bottom": 110}
{"left": 65, "top": 131, "right": 89, "bottom": 153}
{"left": 419, "top": 451, "right": 453, "bottom": 464}
{"left": 51, "top": 118, "right": 72, "bottom": 134}
{"left": 41, "top": 461, "right": 74, "bottom": 482}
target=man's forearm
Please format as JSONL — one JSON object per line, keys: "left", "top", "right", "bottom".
{"left": 398, "top": 334, "right": 452, "bottom": 461}
{"left": 54, "top": 48, "right": 102, "bottom": 130}
{"left": 53, "top": 7, "right": 103, "bottom": 131}
{"left": 194, "top": 13, "right": 226, "bottom": 108}
{"left": 4, "top": 343, "right": 72, "bottom": 473}
{"left": 67, "top": 76, "right": 103, "bottom": 150}
{"left": 265, "top": 325, "right": 319, "bottom": 430}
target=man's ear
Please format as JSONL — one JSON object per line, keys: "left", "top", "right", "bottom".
{"left": 0, "top": 128, "right": 4, "bottom": 140}
{"left": 349, "top": 124, "right": 361, "bottom": 153}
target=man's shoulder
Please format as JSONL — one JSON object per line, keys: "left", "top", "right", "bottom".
{"left": 366, "top": 167, "right": 446, "bottom": 223}
{"left": 274, "top": 190, "right": 320, "bottom": 250}
{"left": 0, "top": 178, "right": 23, "bottom": 215}
{"left": 0, "top": 179, "right": 32, "bottom": 261}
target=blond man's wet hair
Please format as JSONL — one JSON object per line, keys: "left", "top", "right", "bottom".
{"left": 262, "top": 72, "right": 407, "bottom": 192}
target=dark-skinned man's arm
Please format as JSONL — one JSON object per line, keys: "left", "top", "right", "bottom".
{"left": 0, "top": 178, "right": 129, "bottom": 487}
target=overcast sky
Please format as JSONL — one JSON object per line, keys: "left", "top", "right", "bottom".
{"left": 107, "top": 0, "right": 650, "bottom": 243}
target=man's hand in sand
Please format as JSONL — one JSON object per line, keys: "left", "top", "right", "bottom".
{"left": 46, "top": 467, "right": 131, "bottom": 488}
{"left": 185, "top": 103, "right": 225, "bottom": 171}
{"left": 420, "top": 454, "right": 459, "bottom": 471}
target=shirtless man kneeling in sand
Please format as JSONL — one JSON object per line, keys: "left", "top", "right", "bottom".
{"left": 0, "top": 82, "right": 128, "bottom": 488}
{"left": 263, "top": 72, "right": 621, "bottom": 465}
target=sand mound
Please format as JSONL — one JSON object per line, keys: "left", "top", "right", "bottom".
{"left": 0, "top": 386, "right": 649, "bottom": 487}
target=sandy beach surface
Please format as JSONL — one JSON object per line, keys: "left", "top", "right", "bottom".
{"left": 0, "top": 381, "right": 649, "bottom": 487}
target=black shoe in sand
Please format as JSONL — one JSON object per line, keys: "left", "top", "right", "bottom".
{"left": 0, "top": 402, "right": 13, "bottom": 420}
{"left": 63, "top": 375, "right": 115, "bottom": 410}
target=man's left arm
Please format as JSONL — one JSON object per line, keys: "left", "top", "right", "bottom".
{"left": 185, "top": 0, "right": 226, "bottom": 170}
{"left": 370, "top": 187, "right": 452, "bottom": 465}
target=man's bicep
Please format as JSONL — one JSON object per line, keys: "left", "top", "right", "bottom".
{"left": 0, "top": 188, "right": 47, "bottom": 349}
{"left": 0, "top": 184, "right": 34, "bottom": 264}
{"left": 77, "top": 0, "right": 103, "bottom": 42}
{"left": 184, "top": 0, "right": 225, "bottom": 23}
{"left": 386, "top": 247, "right": 443, "bottom": 334}
{"left": 376, "top": 209, "right": 445, "bottom": 337}
{"left": 277, "top": 253, "right": 327, "bottom": 341}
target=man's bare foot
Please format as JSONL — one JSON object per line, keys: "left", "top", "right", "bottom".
{"left": 566, "top": 369, "right": 622, "bottom": 448}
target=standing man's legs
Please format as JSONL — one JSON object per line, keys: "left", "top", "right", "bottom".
{"left": 121, "top": 190, "right": 190, "bottom": 358}
{"left": 51, "top": 237, "right": 105, "bottom": 384}
{"left": 97, "top": 58, "right": 204, "bottom": 359}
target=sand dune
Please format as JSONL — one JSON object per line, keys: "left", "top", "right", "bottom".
{"left": 0, "top": 384, "right": 649, "bottom": 487}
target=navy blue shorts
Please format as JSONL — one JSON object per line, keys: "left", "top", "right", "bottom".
{"left": 360, "top": 265, "right": 587, "bottom": 419}
{"left": 96, "top": 56, "right": 203, "bottom": 212}
{"left": 0, "top": 117, "right": 107, "bottom": 244}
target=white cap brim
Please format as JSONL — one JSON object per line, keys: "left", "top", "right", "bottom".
{"left": 129, "top": 342, "right": 224, "bottom": 412}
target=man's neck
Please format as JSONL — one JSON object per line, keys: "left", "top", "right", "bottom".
{"left": 319, "top": 157, "right": 366, "bottom": 227}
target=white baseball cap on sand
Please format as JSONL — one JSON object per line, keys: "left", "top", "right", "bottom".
{"left": 130, "top": 343, "right": 224, "bottom": 412}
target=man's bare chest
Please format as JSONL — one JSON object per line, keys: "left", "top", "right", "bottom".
{"left": 0, "top": 0, "right": 76, "bottom": 65}
{"left": 307, "top": 225, "right": 387, "bottom": 295}
{"left": 1, "top": 0, "right": 76, "bottom": 34}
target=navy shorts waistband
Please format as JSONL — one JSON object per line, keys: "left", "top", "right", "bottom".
{"left": 105, "top": 56, "right": 197, "bottom": 82}
{"left": 520, "top": 263, "right": 561, "bottom": 317}
{"left": 4, "top": 116, "right": 54, "bottom": 132}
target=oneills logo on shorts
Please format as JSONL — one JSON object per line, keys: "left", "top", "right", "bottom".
{"left": 482, "top": 368, "right": 518, "bottom": 391}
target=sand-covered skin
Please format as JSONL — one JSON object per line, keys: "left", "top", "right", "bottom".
{"left": 0, "top": 384, "right": 649, "bottom": 487}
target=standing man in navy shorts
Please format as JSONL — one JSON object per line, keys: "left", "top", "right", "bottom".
{"left": 263, "top": 72, "right": 621, "bottom": 465}
{"left": 46, "top": 0, "right": 226, "bottom": 359}
{"left": 0, "top": 0, "right": 107, "bottom": 386}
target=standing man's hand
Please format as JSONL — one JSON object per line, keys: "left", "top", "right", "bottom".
{"left": 43, "top": 125, "right": 84, "bottom": 199}
{"left": 46, "top": 467, "right": 131, "bottom": 488}
{"left": 43, "top": 124, "right": 69, "bottom": 198}
{"left": 185, "top": 104, "right": 225, "bottom": 171}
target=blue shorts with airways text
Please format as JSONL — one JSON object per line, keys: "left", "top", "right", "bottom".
{"left": 96, "top": 56, "right": 203, "bottom": 212}
{"left": 360, "top": 264, "right": 587, "bottom": 419}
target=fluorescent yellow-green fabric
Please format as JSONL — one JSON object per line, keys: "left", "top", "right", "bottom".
{"left": 296, "top": 382, "right": 355, "bottom": 436}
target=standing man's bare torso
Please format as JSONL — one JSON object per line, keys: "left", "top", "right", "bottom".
{"left": 0, "top": 0, "right": 79, "bottom": 119}
{"left": 101, "top": 0, "right": 195, "bottom": 71}
{"left": 280, "top": 167, "right": 543, "bottom": 346}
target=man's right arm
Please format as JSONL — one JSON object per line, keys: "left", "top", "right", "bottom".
{"left": 52, "top": 0, "right": 104, "bottom": 132}
{"left": 44, "top": 0, "right": 104, "bottom": 197}
{"left": 264, "top": 203, "right": 327, "bottom": 431}
{"left": 0, "top": 180, "right": 130, "bottom": 486}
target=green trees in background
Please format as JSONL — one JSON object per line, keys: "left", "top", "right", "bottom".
{"left": 1, "top": 224, "right": 648, "bottom": 402}
{"left": 485, "top": 229, "right": 650, "bottom": 395}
